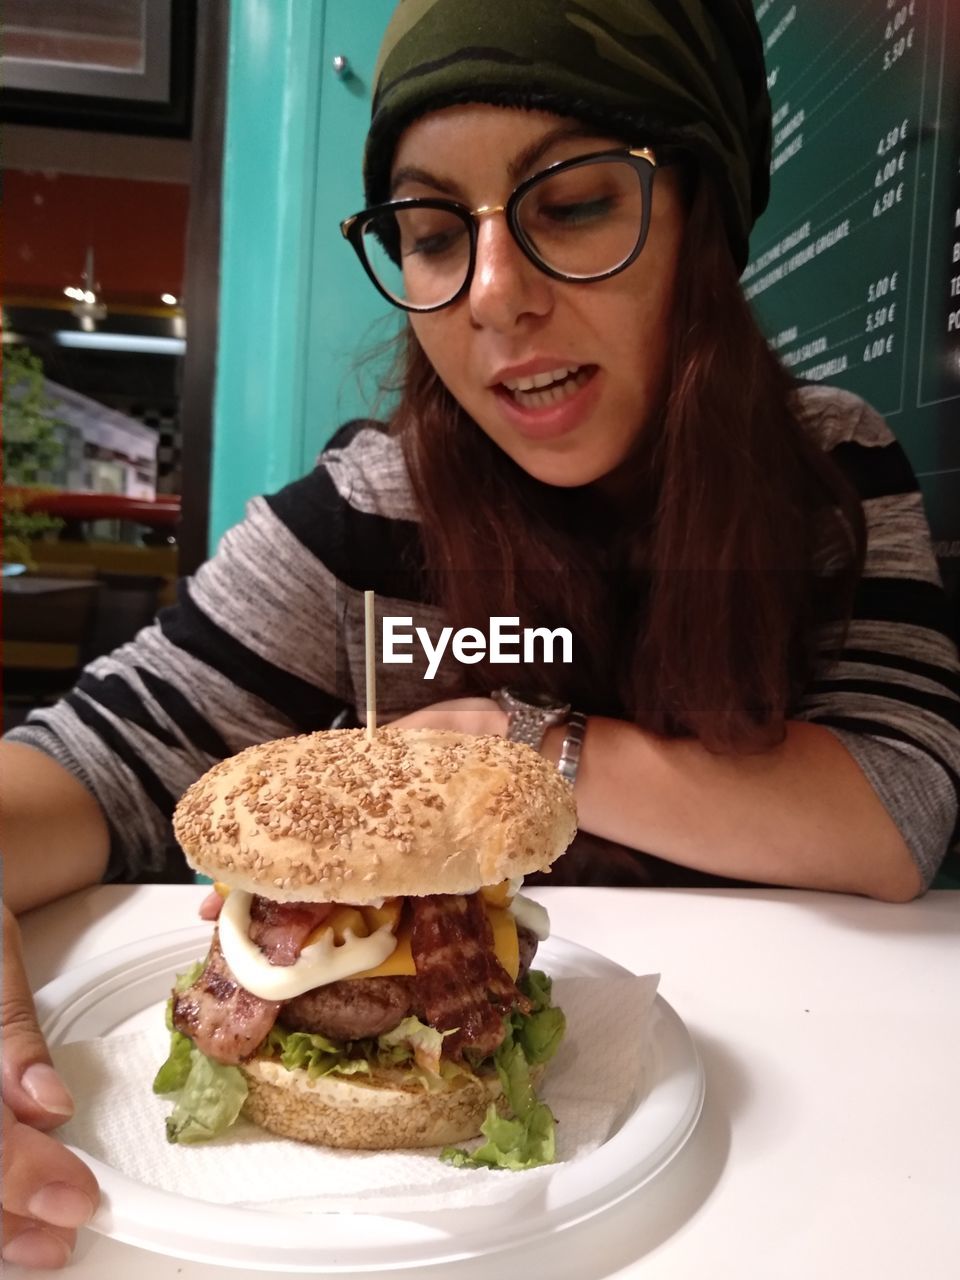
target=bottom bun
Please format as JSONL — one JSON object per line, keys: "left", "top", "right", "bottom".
{"left": 241, "top": 1057, "right": 543, "bottom": 1150}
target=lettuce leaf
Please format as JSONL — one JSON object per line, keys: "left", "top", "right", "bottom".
{"left": 518, "top": 1003, "right": 566, "bottom": 1065}
{"left": 510, "top": 969, "right": 566, "bottom": 1065}
{"left": 440, "top": 969, "right": 564, "bottom": 1171}
{"left": 174, "top": 960, "right": 205, "bottom": 994}
{"left": 163, "top": 1049, "right": 248, "bottom": 1144}
{"left": 494, "top": 1038, "right": 537, "bottom": 1117}
{"left": 154, "top": 960, "right": 248, "bottom": 1143}
{"left": 265, "top": 1026, "right": 371, "bottom": 1079}
{"left": 154, "top": 960, "right": 206, "bottom": 1089}
{"left": 442, "top": 1099, "right": 556, "bottom": 1171}
{"left": 378, "top": 1016, "right": 452, "bottom": 1077}
{"left": 522, "top": 968, "right": 554, "bottom": 1011}
{"left": 152, "top": 1029, "right": 194, "bottom": 1094}
{"left": 265, "top": 1017, "right": 458, "bottom": 1089}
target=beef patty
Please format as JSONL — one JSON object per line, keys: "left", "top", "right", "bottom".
{"left": 277, "top": 924, "right": 539, "bottom": 1042}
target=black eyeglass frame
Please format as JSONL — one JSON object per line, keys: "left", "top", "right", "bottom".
{"left": 340, "top": 146, "right": 661, "bottom": 314}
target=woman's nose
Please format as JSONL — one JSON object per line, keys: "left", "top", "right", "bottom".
{"left": 467, "top": 215, "right": 553, "bottom": 331}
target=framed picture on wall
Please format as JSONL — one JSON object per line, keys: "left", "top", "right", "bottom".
{"left": 0, "top": 0, "right": 195, "bottom": 137}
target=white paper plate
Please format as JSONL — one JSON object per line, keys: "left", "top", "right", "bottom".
{"left": 36, "top": 926, "right": 704, "bottom": 1273}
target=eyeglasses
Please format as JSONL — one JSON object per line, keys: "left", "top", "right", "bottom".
{"left": 341, "top": 147, "right": 659, "bottom": 314}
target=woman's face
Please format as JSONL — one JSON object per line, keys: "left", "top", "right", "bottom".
{"left": 394, "top": 104, "right": 687, "bottom": 488}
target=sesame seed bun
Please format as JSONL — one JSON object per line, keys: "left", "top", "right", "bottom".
{"left": 240, "top": 1055, "right": 545, "bottom": 1149}
{"left": 173, "top": 727, "right": 577, "bottom": 902}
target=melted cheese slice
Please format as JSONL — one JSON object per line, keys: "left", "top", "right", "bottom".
{"left": 351, "top": 903, "right": 521, "bottom": 981}
{"left": 217, "top": 889, "right": 549, "bottom": 1000}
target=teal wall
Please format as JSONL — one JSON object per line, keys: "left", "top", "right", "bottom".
{"left": 211, "top": 0, "right": 396, "bottom": 548}
{"left": 305, "top": 0, "right": 403, "bottom": 455}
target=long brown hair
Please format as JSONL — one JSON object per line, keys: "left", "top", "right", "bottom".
{"left": 390, "top": 174, "right": 865, "bottom": 753}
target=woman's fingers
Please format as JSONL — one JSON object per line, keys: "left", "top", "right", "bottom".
{"left": 199, "top": 889, "right": 224, "bottom": 920}
{"left": 2, "top": 1208, "right": 75, "bottom": 1271}
{"left": 1, "top": 1103, "right": 99, "bottom": 1222}
{"left": 2, "top": 909, "right": 100, "bottom": 1268}
{"left": 1, "top": 907, "right": 75, "bottom": 1132}
{"left": 1, "top": 1103, "right": 97, "bottom": 1268}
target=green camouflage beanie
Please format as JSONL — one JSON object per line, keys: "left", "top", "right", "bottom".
{"left": 364, "top": 0, "right": 771, "bottom": 272}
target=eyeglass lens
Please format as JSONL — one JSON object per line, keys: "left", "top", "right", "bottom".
{"left": 360, "top": 158, "right": 647, "bottom": 310}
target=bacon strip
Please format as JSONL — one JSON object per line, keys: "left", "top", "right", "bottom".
{"left": 172, "top": 932, "right": 280, "bottom": 1064}
{"left": 172, "top": 900, "right": 331, "bottom": 1064}
{"left": 247, "top": 896, "right": 333, "bottom": 965}
{"left": 410, "top": 894, "right": 531, "bottom": 1059}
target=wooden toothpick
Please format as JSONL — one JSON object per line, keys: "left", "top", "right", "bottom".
{"left": 364, "top": 589, "right": 377, "bottom": 740}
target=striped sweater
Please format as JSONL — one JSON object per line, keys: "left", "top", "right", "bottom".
{"left": 8, "top": 385, "right": 960, "bottom": 887}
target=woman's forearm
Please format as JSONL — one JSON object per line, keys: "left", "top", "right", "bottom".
{"left": 0, "top": 743, "right": 111, "bottom": 914}
{"left": 543, "top": 717, "right": 923, "bottom": 901}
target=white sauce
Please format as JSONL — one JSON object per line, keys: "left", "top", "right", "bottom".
{"left": 508, "top": 893, "right": 550, "bottom": 941}
{"left": 217, "top": 891, "right": 398, "bottom": 1000}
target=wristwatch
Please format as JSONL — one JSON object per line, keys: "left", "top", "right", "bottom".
{"left": 492, "top": 687, "right": 570, "bottom": 751}
{"left": 557, "top": 711, "right": 588, "bottom": 785}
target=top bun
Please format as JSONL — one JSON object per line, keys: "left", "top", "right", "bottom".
{"left": 173, "top": 727, "right": 577, "bottom": 902}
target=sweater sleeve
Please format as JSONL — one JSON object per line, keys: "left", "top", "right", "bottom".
{"left": 4, "top": 468, "right": 357, "bottom": 882}
{"left": 792, "top": 389, "right": 960, "bottom": 887}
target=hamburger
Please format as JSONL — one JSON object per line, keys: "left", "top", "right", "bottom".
{"left": 154, "top": 727, "right": 577, "bottom": 1165}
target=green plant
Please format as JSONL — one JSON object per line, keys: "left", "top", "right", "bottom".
{"left": 3, "top": 346, "right": 66, "bottom": 564}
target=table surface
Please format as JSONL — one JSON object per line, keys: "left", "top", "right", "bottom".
{"left": 13, "top": 884, "right": 960, "bottom": 1280}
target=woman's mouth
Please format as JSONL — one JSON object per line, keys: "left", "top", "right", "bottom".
{"left": 492, "top": 363, "right": 601, "bottom": 441}
{"left": 500, "top": 364, "right": 594, "bottom": 409}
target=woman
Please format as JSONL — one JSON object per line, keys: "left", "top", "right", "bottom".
{"left": 2, "top": 1, "right": 958, "bottom": 1267}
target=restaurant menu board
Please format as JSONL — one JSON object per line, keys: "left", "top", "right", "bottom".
{"left": 747, "top": 0, "right": 960, "bottom": 585}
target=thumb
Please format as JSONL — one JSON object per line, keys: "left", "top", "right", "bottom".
{"left": 2, "top": 905, "right": 75, "bottom": 1131}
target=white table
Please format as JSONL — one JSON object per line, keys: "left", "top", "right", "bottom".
{"left": 15, "top": 884, "right": 960, "bottom": 1279}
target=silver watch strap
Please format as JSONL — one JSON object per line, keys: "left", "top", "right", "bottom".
{"left": 505, "top": 705, "right": 555, "bottom": 750}
{"left": 557, "top": 711, "right": 587, "bottom": 784}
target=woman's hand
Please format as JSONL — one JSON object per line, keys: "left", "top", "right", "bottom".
{"left": 388, "top": 696, "right": 508, "bottom": 737}
{"left": 199, "top": 889, "right": 224, "bottom": 921}
{"left": 2, "top": 906, "right": 99, "bottom": 1269}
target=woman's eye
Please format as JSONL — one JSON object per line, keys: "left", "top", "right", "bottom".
{"left": 403, "top": 225, "right": 466, "bottom": 258}
{"left": 537, "top": 195, "right": 616, "bottom": 226}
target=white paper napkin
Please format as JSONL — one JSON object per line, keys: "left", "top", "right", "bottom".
{"left": 52, "top": 975, "right": 658, "bottom": 1215}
